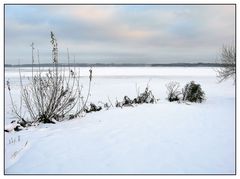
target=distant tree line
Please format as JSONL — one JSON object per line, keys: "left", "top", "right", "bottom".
{"left": 5, "top": 62, "right": 228, "bottom": 68}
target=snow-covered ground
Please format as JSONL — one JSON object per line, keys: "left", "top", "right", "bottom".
{"left": 4, "top": 67, "right": 235, "bottom": 174}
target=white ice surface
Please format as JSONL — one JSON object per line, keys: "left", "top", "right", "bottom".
{"left": 4, "top": 67, "right": 235, "bottom": 174}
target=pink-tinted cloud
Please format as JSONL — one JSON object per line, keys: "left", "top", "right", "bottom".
{"left": 5, "top": 5, "right": 235, "bottom": 64}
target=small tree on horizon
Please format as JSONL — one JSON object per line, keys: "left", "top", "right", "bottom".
{"left": 216, "top": 45, "right": 236, "bottom": 84}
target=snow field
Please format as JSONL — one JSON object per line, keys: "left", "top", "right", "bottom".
{"left": 4, "top": 67, "right": 235, "bottom": 174}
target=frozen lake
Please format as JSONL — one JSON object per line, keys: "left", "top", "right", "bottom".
{"left": 5, "top": 67, "right": 233, "bottom": 124}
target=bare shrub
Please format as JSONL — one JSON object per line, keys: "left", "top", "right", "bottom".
{"left": 166, "top": 81, "right": 181, "bottom": 102}
{"left": 7, "top": 32, "right": 92, "bottom": 124}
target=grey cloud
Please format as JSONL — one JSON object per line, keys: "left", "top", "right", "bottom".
{"left": 5, "top": 5, "right": 235, "bottom": 64}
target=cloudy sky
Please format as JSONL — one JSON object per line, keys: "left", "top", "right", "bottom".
{"left": 5, "top": 4, "right": 235, "bottom": 64}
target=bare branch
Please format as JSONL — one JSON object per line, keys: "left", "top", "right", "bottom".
{"left": 216, "top": 45, "right": 236, "bottom": 84}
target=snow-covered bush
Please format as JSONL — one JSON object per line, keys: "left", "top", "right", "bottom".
{"left": 166, "top": 81, "right": 181, "bottom": 102}
{"left": 84, "top": 103, "right": 102, "bottom": 113}
{"left": 133, "top": 87, "right": 155, "bottom": 104}
{"left": 116, "top": 87, "right": 156, "bottom": 108}
{"left": 182, "top": 81, "right": 205, "bottom": 103}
